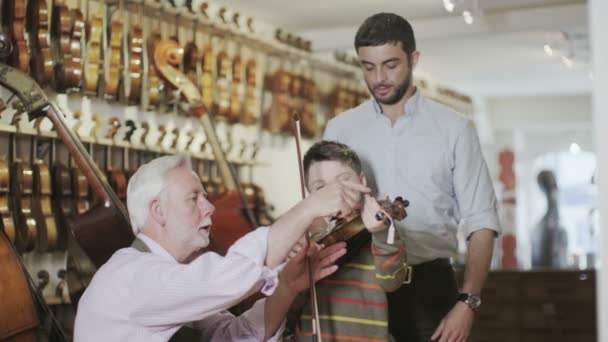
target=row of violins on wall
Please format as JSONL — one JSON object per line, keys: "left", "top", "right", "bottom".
{"left": 0, "top": 109, "right": 274, "bottom": 261}
{"left": 0, "top": 0, "right": 370, "bottom": 139}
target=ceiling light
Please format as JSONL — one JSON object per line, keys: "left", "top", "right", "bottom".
{"left": 561, "top": 56, "right": 574, "bottom": 68}
{"left": 570, "top": 142, "right": 581, "bottom": 154}
{"left": 463, "top": 10, "right": 473, "bottom": 24}
{"left": 443, "top": 0, "right": 455, "bottom": 12}
{"left": 544, "top": 44, "right": 553, "bottom": 57}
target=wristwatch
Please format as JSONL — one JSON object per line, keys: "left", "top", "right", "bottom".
{"left": 457, "top": 293, "right": 481, "bottom": 311}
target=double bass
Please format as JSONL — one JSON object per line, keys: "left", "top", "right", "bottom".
{"left": 0, "top": 62, "right": 133, "bottom": 268}
{"left": 0, "top": 230, "right": 67, "bottom": 341}
{"left": 0, "top": 44, "right": 68, "bottom": 342}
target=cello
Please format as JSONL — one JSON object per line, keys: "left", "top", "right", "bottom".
{"left": 152, "top": 38, "right": 256, "bottom": 255}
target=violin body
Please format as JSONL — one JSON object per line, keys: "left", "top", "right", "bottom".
{"left": 313, "top": 196, "right": 409, "bottom": 264}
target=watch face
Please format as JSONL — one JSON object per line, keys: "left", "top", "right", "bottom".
{"left": 468, "top": 295, "right": 481, "bottom": 309}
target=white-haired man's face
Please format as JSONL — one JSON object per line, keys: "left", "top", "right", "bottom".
{"left": 159, "top": 167, "right": 215, "bottom": 255}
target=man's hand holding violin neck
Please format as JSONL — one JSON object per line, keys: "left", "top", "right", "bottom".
{"left": 361, "top": 194, "right": 389, "bottom": 233}
{"left": 306, "top": 180, "right": 371, "bottom": 219}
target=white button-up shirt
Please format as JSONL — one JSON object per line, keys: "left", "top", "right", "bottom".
{"left": 324, "top": 91, "right": 500, "bottom": 265}
{"left": 74, "top": 227, "right": 282, "bottom": 341}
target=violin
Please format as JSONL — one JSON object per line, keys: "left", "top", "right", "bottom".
{"left": 183, "top": 41, "right": 200, "bottom": 86}
{"left": 9, "top": 130, "right": 38, "bottom": 253}
{"left": 0, "top": 159, "right": 18, "bottom": 244}
{"left": 215, "top": 50, "right": 232, "bottom": 120}
{"left": 200, "top": 47, "right": 215, "bottom": 112}
{"left": 32, "top": 158, "right": 60, "bottom": 252}
{"left": 84, "top": 14, "right": 102, "bottom": 95}
{"left": 128, "top": 26, "right": 144, "bottom": 103}
{"left": 105, "top": 15, "right": 123, "bottom": 99}
{"left": 229, "top": 53, "right": 244, "bottom": 124}
{"left": 147, "top": 31, "right": 163, "bottom": 108}
{"left": 300, "top": 77, "right": 317, "bottom": 138}
{"left": 313, "top": 196, "right": 409, "bottom": 264}
{"left": 7, "top": 0, "right": 29, "bottom": 73}
{"left": 67, "top": 8, "right": 85, "bottom": 90}
{"left": 52, "top": 161, "right": 73, "bottom": 252}
{"left": 264, "top": 69, "right": 291, "bottom": 134}
{"left": 242, "top": 58, "right": 258, "bottom": 125}
{"left": 30, "top": 0, "right": 54, "bottom": 84}
{"left": 50, "top": 3, "right": 72, "bottom": 91}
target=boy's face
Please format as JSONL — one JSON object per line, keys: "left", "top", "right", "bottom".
{"left": 306, "top": 160, "right": 365, "bottom": 194}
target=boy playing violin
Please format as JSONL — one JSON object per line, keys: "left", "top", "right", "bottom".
{"left": 290, "top": 140, "right": 408, "bottom": 341}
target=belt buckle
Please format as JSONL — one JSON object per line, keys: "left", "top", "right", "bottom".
{"left": 403, "top": 263, "right": 413, "bottom": 284}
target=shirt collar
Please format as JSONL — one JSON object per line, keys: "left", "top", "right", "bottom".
{"left": 371, "top": 87, "right": 421, "bottom": 119}
{"left": 136, "top": 233, "right": 177, "bottom": 262}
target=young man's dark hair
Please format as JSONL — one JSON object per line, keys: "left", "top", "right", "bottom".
{"left": 354, "top": 12, "right": 416, "bottom": 55}
{"left": 303, "top": 140, "right": 363, "bottom": 185}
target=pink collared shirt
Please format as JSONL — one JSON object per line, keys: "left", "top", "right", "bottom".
{"left": 74, "top": 227, "right": 283, "bottom": 341}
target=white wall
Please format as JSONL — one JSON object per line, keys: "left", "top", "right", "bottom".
{"left": 589, "top": 0, "right": 608, "bottom": 340}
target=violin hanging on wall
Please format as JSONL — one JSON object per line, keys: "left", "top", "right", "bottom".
{"left": 29, "top": 0, "right": 54, "bottom": 85}
{"left": 0, "top": 159, "right": 18, "bottom": 245}
{"left": 6, "top": 0, "right": 30, "bottom": 73}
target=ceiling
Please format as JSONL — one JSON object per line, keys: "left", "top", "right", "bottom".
{"left": 215, "top": 0, "right": 590, "bottom": 98}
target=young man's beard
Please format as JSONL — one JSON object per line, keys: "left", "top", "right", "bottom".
{"left": 369, "top": 70, "right": 412, "bottom": 106}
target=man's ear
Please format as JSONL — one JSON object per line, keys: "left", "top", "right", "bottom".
{"left": 360, "top": 172, "right": 367, "bottom": 186}
{"left": 410, "top": 50, "right": 420, "bottom": 68}
{"left": 149, "top": 197, "right": 166, "bottom": 227}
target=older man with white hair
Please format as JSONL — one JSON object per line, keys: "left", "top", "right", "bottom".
{"left": 74, "top": 155, "right": 368, "bottom": 341}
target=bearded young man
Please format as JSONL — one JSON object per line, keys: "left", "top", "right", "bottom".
{"left": 74, "top": 155, "right": 371, "bottom": 341}
{"left": 323, "top": 12, "right": 501, "bottom": 342}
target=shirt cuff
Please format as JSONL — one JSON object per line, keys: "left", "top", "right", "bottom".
{"left": 462, "top": 207, "right": 501, "bottom": 239}
{"left": 259, "top": 264, "right": 281, "bottom": 296}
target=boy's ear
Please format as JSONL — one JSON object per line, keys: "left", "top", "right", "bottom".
{"left": 360, "top": 172, "right": 367, "bottom": 186}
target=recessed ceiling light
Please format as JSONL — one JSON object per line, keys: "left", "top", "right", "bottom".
{"left": 561, "top": 56, "right": 574, "bottom": 68}
{"left": 570, "top": 142, "right": 581, "bottom": 154}
{"left": 463, "top": 10, "right": 473, "bottom": 24}
{"left": 443, "top": 0, "right": 455, "bottom": 12}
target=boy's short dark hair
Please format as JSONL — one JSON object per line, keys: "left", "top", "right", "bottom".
{"left": 303, "top": 141, "right": 363, "bottom": 187}
{"left": 354, "top": 12, "right": 416, "bottom": 55}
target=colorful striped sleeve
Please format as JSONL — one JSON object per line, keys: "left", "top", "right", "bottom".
{"left": 370, "top": 230, "right": 407, "bottom": 292}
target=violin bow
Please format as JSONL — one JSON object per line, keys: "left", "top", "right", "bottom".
{"left": 293, "top": 112, "right": 323, "bottom": 342}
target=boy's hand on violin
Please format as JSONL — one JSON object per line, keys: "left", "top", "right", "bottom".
{"left": 361, "top": 194, "right": 387, "bottom": 233}
{"left": 280, "top": 238, "right": 346, "bottom": 295}
{"left": 307, "top": 180, "right": 370, "bottom": 219}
